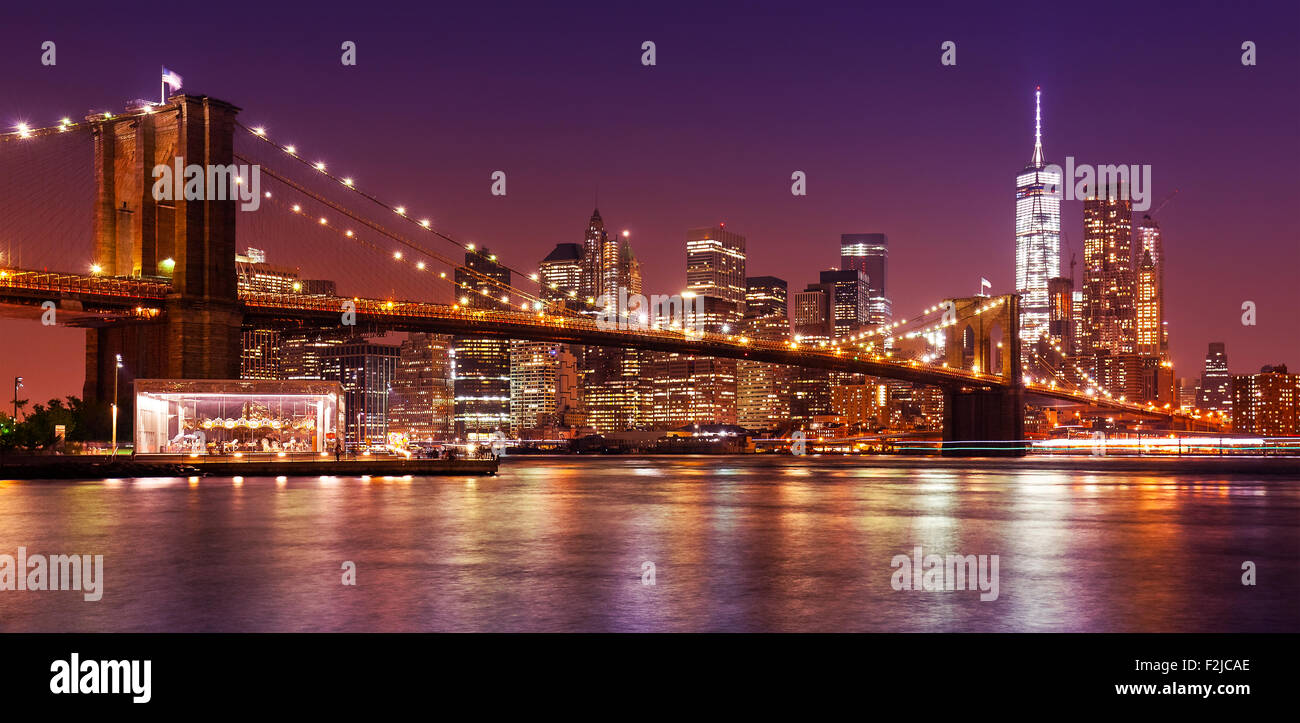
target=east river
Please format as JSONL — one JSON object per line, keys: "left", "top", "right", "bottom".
{"left": 1, "top": 455, "right": 1296, "bottom": 632}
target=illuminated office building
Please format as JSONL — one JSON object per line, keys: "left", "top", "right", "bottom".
{"left": 1047, "top": 276, "right": 1074, "bottom": 355}
{"left": 1014, "top": 88, "right": 1062, "bottom": 351}
{"left": 1069, "top": 290, "right": 1085, "bottom": 357}
{"left": 686, "top": 224, "right": 747, "bottom": 317}
{"left": 645, "top": 354, "right": 737, "bottom": 428}
{"left": 539, "top": 242, "right": 584, "bottom": 309}
{"left": 1082, "top": 180, "right": 1136, "bottom": 355}
{"left": 819, "top": 269, "right": 870, "bottom": 338}
{"left": 236, "top": 248, "right": 296, "bottom": 380}
{"left": 792, "top": 285, "right": 833, "bottom": 343}
{"left": 510, "top": 341, "right": 579, "bottom": 435}
{"left": 643, "top": 226, "right": 746, "bottom": 428}
{"left": 789, "top": 284, "right": 834, "bottom": 423}
{"left": 1086, "top": 352, "right": 1173, "bottom": 405}
{"left": 388, "top": 332, "right": 455, "bottom": 441}
{"left": 886, "top": 383, "right": 944, "bottom": 431}
{"left": 1198, "top": 342, "right": 1231, "bottom": 415}
{"left": 240, "top": 329, "right": 281, "bottom": 380}
{"left": 1232, "top": 365, "right": 1299, "bottom": 435}
{"left": 840, "top": 233, "right": 891, "bottom": 323}
{"left": 831, "top": 382, "right": 888, "bottom": 432}
{"left": 580, "top": 216, "right": 645, "bottom": 433}
{"left": 1176, "top": 377, "right": 1199, "bottom": 410}
{"left": 579, "top": 208, "right": 633, "bottom": 307}
{"left": 453, "top": 248, "right": 512, "bottom": 439}
{"left": 282, "top": 330, "right": 351, "bottom": 381}
{"left": 1135, "top": 250, "right": 1161, "bottom": 357}
{"left": 235, "top": 247, "right": 299, "bottom": 295}
{"left": 322, "top": 340, "right": 399, "bottom": 447}
{"left": 1135, "top": 214, "right": 1167, "bottom": 357}
{"left": 645, "top": 294, "right": 738, "bottom": 428}
{"left": 235, "top": 248, "right": 341, "bottom": 381}
{"left": 737, "top": 276, "right": 792, "bottom": 431}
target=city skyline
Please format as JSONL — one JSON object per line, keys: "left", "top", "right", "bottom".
{"left": 1, "top": 1, "right": 1297, "bottom": 408}
{"left": 1, "top": 0, "right": 1298, "bottom": 655}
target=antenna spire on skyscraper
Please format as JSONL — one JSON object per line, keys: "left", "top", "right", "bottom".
{"left": 1031, "top": 86, "right": 1044, "bottom": 168}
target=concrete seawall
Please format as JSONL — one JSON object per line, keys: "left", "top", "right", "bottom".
{"left": 0, "top": 455, "right": 498, "bottom": 480}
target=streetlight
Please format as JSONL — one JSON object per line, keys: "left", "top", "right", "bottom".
{"left": 111, "top": 354, "right": 123, "bottom": 455}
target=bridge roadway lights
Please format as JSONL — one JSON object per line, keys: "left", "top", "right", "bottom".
{"left": 942, "top": 387, "right": 1027, "bottom": 457}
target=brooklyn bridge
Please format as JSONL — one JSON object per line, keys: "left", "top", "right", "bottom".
{"left": 0, "top": 94, "right": 1224, "bottom": 456}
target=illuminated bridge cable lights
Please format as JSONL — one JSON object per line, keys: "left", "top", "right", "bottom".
{"left": 245, "top": 157, "right": 557, "bottom": 313}
{"left": 240, "top": 123, "right": 695, "bottom": 326}
{"left": 236, "top": 122, "right": 594, "bottom": 308}
{"left": 262, "top": 190, "right": 565, "bottom": 313}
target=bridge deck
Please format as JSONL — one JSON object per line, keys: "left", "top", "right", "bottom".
{"left": 0, "top": 267, "right": 1226, "bottom": 429}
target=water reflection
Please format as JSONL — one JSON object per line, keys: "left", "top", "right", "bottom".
{"left": 0, "top": 456, "right": 1295, "bottom": 632}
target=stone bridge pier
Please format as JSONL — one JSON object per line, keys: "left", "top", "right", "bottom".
{"left": 939, "top": 294, "right": 1026, "bottom": 456}
{"left": 82, "top": 94, "right": 244, "bottom": 410}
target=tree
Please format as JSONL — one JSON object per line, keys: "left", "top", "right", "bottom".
{"left": 0, "top": 396, "right": 115, "bottom": 451}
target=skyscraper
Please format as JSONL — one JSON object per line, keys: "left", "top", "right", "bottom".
{"left": 1199, "top": 342, "right": 1231, "bottom": 415}
{"left": 840, "top": 233, "right": 891, "bottom": 324}
{"left": 1047, "top": 276, "right": 1074, "bottom": 354}
{"left": 792, "top": 284, "right": 834, "bottom": 343}
{"left": 686, "top": 224, "right": 747, "bottom": 317}
{"left": 818, "top": 269, "right": 870, "bottom": 338}
{"left": 1135, "top": 214, "right": 1166, "bottom": 357}
{"left": 1135, "top": 250, "right": 1160, "bottom": 356}
{"left": 1014, "top": 88, "right": 1062, "bottom": 351}
{"left": 580, "top": 208, "right": 610, "bottom": 303}
{"left": 1069, "top": 289, "right": 1085, "bottom": 357}
{"left": 643, "top": 226, "right": 746, "bottom": 428}
{"left": 510, "top": 341, "right": 579, "bottom": 435}
{"left": 539, "top": 242, "right": 584, "bottom": 309}
{"left": 789, "top": 284, "right": 834, "bottom": 422}
{"left": 453, "top": 248, "right": 512, "bottom": 439}
{"left": 579, "top": 211, "right": 646, "bottom": 432}
{"left": 281, "top": 330, "right": 351, "bottom": 381}
{"left": 1176, "top": 377, "right": 1199, "bottom": 410}
{"left": 388, "top": 332, "right": 455, "bottom": 441}
{"left": 737, "top": 276, "right": 792, "bottom": 431}
{"left": 241, "top": 329, "right": 281, "bottom": 380}
{"left": 323, "top": 340, "right": 399, "bottom": 447}
{"left": 1081, "top": 180, "right": 1136, "bottom": 355}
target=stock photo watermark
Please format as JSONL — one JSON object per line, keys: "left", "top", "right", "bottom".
{"left": 0, "top": 547, "right": 104, "bottom": 601}
{"left": 50, "top": 654, "right": 151, "bottom": 704}
{"left": 1043, "top": 158, "right": 1153, "bottom": 211}
{"left": 151, "top": 158, "right": 261, "bottom": 211}
{"left": 593, "top": 288, "right": 709, "bottom": 333}
{"left": 890, "top": 546, "right": 999, "bottom": 602}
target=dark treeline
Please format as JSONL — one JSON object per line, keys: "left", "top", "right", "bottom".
{"left": 0, "top": 396, "right": 114, "bottom": 451}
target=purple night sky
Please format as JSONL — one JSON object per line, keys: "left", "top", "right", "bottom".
{"left": 1, "top": 0, "right": 1297, "bottom": 406}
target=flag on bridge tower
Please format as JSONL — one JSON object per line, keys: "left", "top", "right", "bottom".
{"left": 161, "top": 67, "right": 183, "bottom": 102}
{"left": 980, "top": 278, "right": 992, "bottom": 296}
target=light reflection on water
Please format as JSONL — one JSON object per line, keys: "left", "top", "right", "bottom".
{"left": 0, "top": 456, "right": 1296, "bottom": 632}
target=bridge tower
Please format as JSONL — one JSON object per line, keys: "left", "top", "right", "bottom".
{"left": 82, "top": 94, "right": 244, "bottom": 406}
{"left": 941, "top": 294, "right": 1025, "bottom": 456}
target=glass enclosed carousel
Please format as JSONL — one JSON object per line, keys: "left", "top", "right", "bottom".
{"left": 133, "top": 380, "right": 345, "bottom": 456}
